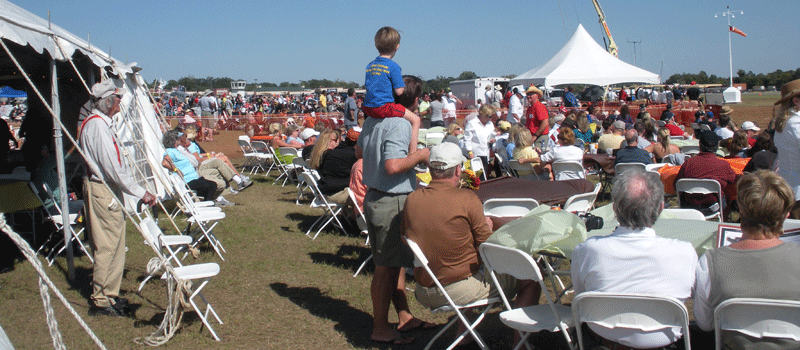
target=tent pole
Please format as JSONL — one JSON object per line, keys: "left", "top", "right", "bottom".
{"left": 51, "top": 59, "right": 74, "bottom": 280}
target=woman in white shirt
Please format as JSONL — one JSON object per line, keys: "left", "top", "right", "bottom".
{"left": 772, "top": 78, "right": 800, "bottom": 218}
{"left": 463, "top": 104, "right": 495, "bottom": 177}
{"left": 539, "top": 127, "right": 584, "bottom": 180}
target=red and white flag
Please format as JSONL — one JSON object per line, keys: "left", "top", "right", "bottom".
{"left": 729, "top": 26, "right": 747, "bottom": 37}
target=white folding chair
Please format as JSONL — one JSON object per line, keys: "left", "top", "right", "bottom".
{"left": 293, "top": 157, "right": 313, "bottom": 205}
{"left": 425, "top": 132, "right": 445, "bottom": 146}
{"left": 680, "top": 145, "right": 700, "bottom": 156}
{"left": 168, "top": 173, "right": 227, "bottom": 260}
{"left": 479, "top": 243, "right": 576, "bottom": 350}
{"left": 301, "top": 172, "right": 345, "bottom": 239}
{"left": 614, "top": 162, "right": 647, "bottom": 176}
{"left": 508, "top": 160, "right": 548, "bottom": 180}
{"left": 675, "top": 178, "right": 723, "bottom": 222}
{"left": 137, "top": 216, "right": 224, "bottom": 341}
{"left": 405, "top": 237, "right": 500, "bottom": 350}
{"left": 36, "top": 183, "right": 93, "bottom": 265}
{"left": 275, "top": 147, "right": 300, "bottom": 186}
{"left": 136, "top": 216, "right": 194, "bottom": 292}
{"left": 483, "top": 198, "right": 539, "bottom": 217}
{"left": 714, "top": 298, "right": 800, "bottom": 350}
{"left": 470, "top": 157, "right": 488, "bottom": 181}
{"left": 661, "top": 208, "right": 706, "bottom": 220}
{"left": 349, "top": 188, "right": 373, "bottom": 278}
{"left": 249, "top": 140, "right": 275, "bottom": 175}
{"left": 572, "top": 292, "right": 691, "bottom": 350}
{"left": 645, "top": 163, "right": 668, "bottom": 172}
{"left": 552, "top": 160, "right": 586, "bottom": 180}
{"left": 563, "top": 183, "right": 602, "bottom": 214}
{"left": 237, "top": 139, "right": 259, "bottom": 174}
{"left": 495, "top": 153, "right": 513, "bottom": 177}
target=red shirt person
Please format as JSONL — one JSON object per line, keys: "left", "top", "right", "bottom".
{"left": 524, "top": 86, "right": 549, "bottom": 141}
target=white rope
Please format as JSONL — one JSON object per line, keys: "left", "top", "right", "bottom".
{"left": 133, "top": 257, "right": 192, "bottom": 347}
{"left": 0, "top": 213, "right": 107, "bottom": 350}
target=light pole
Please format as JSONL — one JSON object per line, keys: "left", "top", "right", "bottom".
{"left": 715, "top": 6, "right": 743, "bottom": 88}
{"left": 627, "top": 40, "right": 641, "bottom": 66}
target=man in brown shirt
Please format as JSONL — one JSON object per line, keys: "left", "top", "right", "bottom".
{"left": 403, "top": 143, "right": 539, "bottom": 345}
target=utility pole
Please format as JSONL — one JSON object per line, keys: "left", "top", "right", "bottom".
{"left": 627, "top": 40, "right": 641, "bottom": 66}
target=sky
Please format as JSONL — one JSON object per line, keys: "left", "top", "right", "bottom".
{"left": 12, "top": 0, "right": 800, "bottom": 86}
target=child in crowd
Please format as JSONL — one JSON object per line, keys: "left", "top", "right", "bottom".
{"left": 363, "top": 26, "right": 420, "bottom": 151}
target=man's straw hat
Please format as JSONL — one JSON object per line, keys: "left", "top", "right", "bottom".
{"left": 775, "top": 78, "right": 800, "bottom": 105}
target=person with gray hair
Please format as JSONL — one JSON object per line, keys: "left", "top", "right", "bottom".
{"left": 571, "top": 168, "right": 697, "bottom": 349}
{"left": 80, "top": 79, "right": 157, "bottom": 317}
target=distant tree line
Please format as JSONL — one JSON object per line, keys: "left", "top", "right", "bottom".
{"left": 665, "top": 68, "right": 800, "bottom": 88}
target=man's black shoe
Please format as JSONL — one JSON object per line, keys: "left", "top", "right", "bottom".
{"left": 89, "top": 305, "right": 124, "bottom": 317}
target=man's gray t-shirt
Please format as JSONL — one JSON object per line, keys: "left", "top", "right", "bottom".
{"left": 199, "top": 96, "right": 215, "bottom": 112}
{"left": 430, "top": 100, "right": 444, "bottom": 123}
{"left": 357, "top": 117, "right": 415, "bottom": 193}
{"left": 344, "top": 96, "right": 358, "bottom": 128}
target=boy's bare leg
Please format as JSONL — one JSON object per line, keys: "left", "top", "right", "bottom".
{"left": 404, "top": 108, "right": 420, "bottom": 152}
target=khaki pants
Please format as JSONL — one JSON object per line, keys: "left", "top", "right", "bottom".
{"left": 198, "top": 158, "right": 235, "bottom": 190}
{"left": 414, "top": 268, "right": 519, "bottom": 309}
{"left": 84, "top": 179, "right": 125, "bottom": 308}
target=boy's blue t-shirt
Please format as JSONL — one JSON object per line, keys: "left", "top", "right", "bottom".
{"left": 364, "top": 56, "right": 404, "bottom": 108}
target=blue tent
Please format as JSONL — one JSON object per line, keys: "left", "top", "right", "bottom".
{"left": 0, "top": 86, "right": 26, "bottom": 98}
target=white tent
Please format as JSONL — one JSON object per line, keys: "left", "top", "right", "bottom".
{"left": 509, "top": 24, "right": 660, "bottom": 88}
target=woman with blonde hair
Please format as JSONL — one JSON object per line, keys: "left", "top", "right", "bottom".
{"left": 574, "top": 112, "right": 593, "bottom": 145}
{"left": 539, "top": 127, "right": 584, "bottom": 180}
{"left": 772, "top": 78, "right": 800, "bottom": 218}
{"left": 443, "top": 122, "right": 464, "bottom": 148}
{"left": 511, "top": 127, "right": 545, "bottom": 179}
{"left": 309, "top": 130, "right": 339, "bottom": 170}
{"left": 645, "top": 128, "right": 680, "bottom": 162}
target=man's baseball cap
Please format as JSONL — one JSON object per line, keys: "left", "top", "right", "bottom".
{"left": 741, "top": 121, "right": 760, "bottom": 131}
{"left": 613, "top": 120, "right": 626, "bottom": 130}
{"left": 91, "top": 79, "right": 125, "bottom": 99}
{"left": 429, "top": 143, "right": 466, "bottom": 170}
{"left": 300, "top": 128, "right": 319, "bottom": 140}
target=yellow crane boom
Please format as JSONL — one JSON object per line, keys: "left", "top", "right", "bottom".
{"left": 591, "top": 0, "right": 618, "bottom": 57}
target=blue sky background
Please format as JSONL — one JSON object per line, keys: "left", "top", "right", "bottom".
{"left": 13, "top": 0, "right": 799, "bottom": 85}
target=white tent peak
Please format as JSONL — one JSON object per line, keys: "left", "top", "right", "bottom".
{"left": 510, "top": 24, "right": 660, "bottom": 88}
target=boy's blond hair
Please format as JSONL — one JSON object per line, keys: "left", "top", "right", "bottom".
{"left": 374, "top": 26, "right": 400, "bottom": 55}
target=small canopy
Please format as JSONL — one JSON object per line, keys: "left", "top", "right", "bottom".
{"left": 510, "top": 24, "right": 660, "bottom": 88}
{"left": 0, "top": 86, "right": 25, "bottom": 98}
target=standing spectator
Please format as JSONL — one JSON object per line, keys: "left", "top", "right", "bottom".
{"left": 572, "top": 169, "right": 697, "bottom": 349}
{"left": 428, "top": 92, "right": 445, "bottom": 128}
{"left": 81, "top": 80, "right": 157, "bottom": 316}
{"left": 417, "top": 92, "right": 431, "bottom": 128}
{"left": 463, "top": 104, "right": 495, "bottom": 176}
{"left": 563, "top": 86, "right": 579, "bottom": 108}
{"left": 442, "top": 91, "right": 460, "bottom": 126}
{"left": 618, "top": 86, "right": 628, "bottom": 102}
{"left": 773, "top": 78, "right": 800, "bottom": 218}
{"left": 343, "top": 88, "right": 359, "bottom": 130}
{"left": 199, "top": 90, "right": 217, "bottom": 141}
{"left": 507, "top": 87, "right": 524, "bottom": 124}
{"left": 524, "top": 86, "right": 549, "bottom": 149}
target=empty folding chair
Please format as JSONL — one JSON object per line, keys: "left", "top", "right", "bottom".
{"left": 552, "top": 160, "right": 586, "bottom": 180}
{"left": 572, "top": 292, "right": 691, "bottom": 350}
{"left": 405, "top": 236, "right": 500, "bottom": 350}
{"left": 563, "top": 182, "right": 602, "bottom": 214}
{"left": 168, "top": 173, "right": 227, "bottom": 260}
{"left": 237, "top": 139, "right": 259, "bottom": 174}
{"left": 482, "top": 198, "right": 539, "bottom": 217}
{"left": 249, "top": 140, "right": 275, "bottom": 175}
{"left": 301, "top": 172, "right": 345, "bottom": 239}
{"left": 136, "top": 215, "right": 194, "bottom": 292}
{"left": 274, "top": 147, "right": 300, "bottom": 186}
{"left": 36, "top": 183, "right": 93, "bottom": 265}
{"left": 495, "top": 153, "right": 513, "bottom": 177}
{"left": 479, "top": 243, "right": 576, "bottom": 350}
{"left": 714, "top": 298, "right": 800, "bottom": 350}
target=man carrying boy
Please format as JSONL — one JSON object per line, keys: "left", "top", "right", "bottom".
{"left": 363, "top": 26, "right": 420, "bottom": 151}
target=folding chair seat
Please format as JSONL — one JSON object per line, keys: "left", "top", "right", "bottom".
{"left": 35, "top": 183, "right": 93, "bottom": 265}
{"left": 249, "top": 140, "right": 275, "bottom": 175}
{"left": 483, "top": 198, "right": 539, "bottom": 217}
{"left": 301, "top": 172, "right": 345, "bottom": 239}
{"left": 479, "top": 243, "right": 576, "bottom": 350}
{"left": 572, "top": 292, "right": 691, "bottom": 350}
{"left": 675, "top": 178, "right": 723, "bottom": 221}
{"left": 680, "top": 144, "right": 700, "bottom": 156}
{"left": 562, "top": 183, "right": 601, "bottom": 214}
{"left": 137, "top": 216, "right": 224, "bottom": 341}
{"left": 405, "top": 237, "right": 501, "bottom": 350}
{"left": 714, "top": 298, "right": 800, "bottom": 350}
{"left": 168, "top": 173, "right": 227, "bottom": 260}
{"left": 349, "top": 188, "right": 372, "bottom": 277}
{"left": 553, "top": 160, "right": 586, "bottom": 180}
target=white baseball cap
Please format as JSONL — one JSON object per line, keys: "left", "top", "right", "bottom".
{"left": 300, "top": 128, "right": 320, "bottom": 140}
{"left": 741, "top": 121, "right": 760, "bottom": 132}
{"left": 429, "top": 143, "right": 466, "bottom": 170}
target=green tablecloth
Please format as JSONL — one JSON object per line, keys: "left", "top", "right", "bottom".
{"left": 487, "top": 203, "right": 719, "bottom": 259}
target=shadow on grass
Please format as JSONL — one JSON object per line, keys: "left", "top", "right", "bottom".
{"left": 308, "top": 244, "right": 373, "bottom": 275}
{"left": 270, "top": 282, "right": 380, "bottom": 348}
{"left": 285, "top": 212, "right": 360, "bottom": 237}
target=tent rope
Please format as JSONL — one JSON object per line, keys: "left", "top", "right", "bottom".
{"left": 133, "top": 257, "right": 192, "bottom": 347}
{"left": 0, "top": 213, "right": 107, "bottom": 350}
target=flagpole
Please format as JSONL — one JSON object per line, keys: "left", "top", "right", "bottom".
{"left": 715, "top": 6, "right": 743, "bottom": 87}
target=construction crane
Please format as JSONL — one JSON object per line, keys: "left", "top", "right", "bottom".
{"left": 591, "top": 0, "right": 618, "bottom": 57}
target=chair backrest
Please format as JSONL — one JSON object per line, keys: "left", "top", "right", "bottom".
{"left": 478, "top": 243, "right": 557, "bottom": 313}
{"left": 645, "top": 163, "right": 668, "bottom": 172}
{"left": 292, "top": 157, "right": 309, "bottom": 171}
{"left": 279, "top": 147, "right": 300, "bottom": 157}
{"left": 552, "top": 160, "right": 586, "bottom": 180}
{"left": 669, "top": 136, "right": 684, "bottom": 140}
{"left": 347, "top": 187, "right": 367, "bottom": 234}
{"left": 714, "top": 297, "right": 800, "bottom": 349}
{"left": 425, "top": 132, "right": 445, "bottom": 146}
{"left": 238, "top": 135, "right": 250, "bottom": 142}
{"left": 250, "top": 140, "right": 270, "bottom": 153}
{"left": 563, "top": 184, "right": 601, "bottom": 213}
{"left": 675, "top": 178, "right": 723, "bottom": 221}
{"left": 300, "top": 171, "right": 332, "bottom": 207}
{"left": 469, "top": 157, "right": 487, "bottom": 180}
{"left": 614, "top": 162, "right": 647, "bottom": 176}
{"left": 680, "top": 145, "right": 700, "bottom": 156}
{"left": 662, "top": 208, "right": 706, "bottom": 221}
{"left": 237, "top": 139, "right": 254, "bottom": 153}
{"left": 572, "top": 291, "right": 691, "bottom": 350}
{"left": 507, "top": 159, "right": 533, "bottom": 173}
{"left": 483, "top": 198, "right": 539, "bottom": 217}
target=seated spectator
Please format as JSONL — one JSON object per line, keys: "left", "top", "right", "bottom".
{"left": 572, "top": 168, "right": 697, "bottom": 349}
{"left": 300, "top": 127, "right": 320, "bottom": 160}
{"left": 574, "top": 113, "right": 593, "bottom": 145}
{"left": 614, "top": 129, "right": 652, "bottom": 166}
{"left": 505, "top": 124, "right": 526, "bottom": 161}
{"left": 560, "top": 117, "right": 584, "bottom": 149}
{"left": 403, "top": 143, "right": 540, "bottom": 348}
{"left": 491, "top": 121, "right": 512, "bottom": 177}
{"left": 179, "top": 129, "right": 251, "bottom": 192}
{"left": 645, "top": 128, "right": 681, "bottom": 162}
{"left": 161, "top": 130, "right": 232, "bottom": 206}
{"left": 285, "top": 125, "right": 305, "bottom": 147}
{"left": 724, "top": 130, "right": 750, "bottom": 158}
{"left": 674, "top": 131, "right": 737, "bottom": 216}
{"left": 592, "top": 118, "right": 613, "bottom": 143}
{"left": 631, "top": 121, "right": 652, "bottom": 149}
{"left": 740, "top": 121, "right": 760, "bottom": 147}
{"left": 311, "top": 129, "right": 358, "bottom": 204}
{"left": 694, "top": 170, "right": 800, "bottom": 349}
{"left": 443, "top": 122, "right": 464, "bottom": 148}
{"left": 511, "top": 126, "right": 546, "bottom": 179}
{"left": 743, "top": 131, "right": 778, "bottom": 172}
{"left": 539, "top": 127, "right": 584, "bottom": 180}
{"left": 597, "top": 120, "right": 626, "bottom": 153}
{"left": 663, "top": 112, "right": 688, "bottom": 138}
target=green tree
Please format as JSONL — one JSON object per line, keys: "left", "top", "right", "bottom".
{"left": 456, "top": 71, "right": 479, "bottom": 80}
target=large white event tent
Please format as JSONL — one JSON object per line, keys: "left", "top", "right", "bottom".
{"left": 0, "top": 0, "right": 169, "bottom": 277}
{"left": 509, "top": 24, "right": 660, "bottom": 88}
